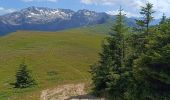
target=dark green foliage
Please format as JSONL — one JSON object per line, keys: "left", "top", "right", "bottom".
{"left": 127, "top": 4, "right": 170, "bottom": 100}
{"left": 160, "top": 13, "right": 166, "bottom": 24}
{"left": 15, "top": 62, "right": 35, "bottom": 88}
{"left": 134, "top": 3, "right": 155, "bottom": 54}
{"left": 136, "top": 3, "right": 155, "bottom": 35}
{"left": 131, "top": 19, "right": 170, "bottom": 99}
{"left": 135, "top": 19, "right": 145, "bottom": 32}
{"left": 91, "top": 7, "right": 131, "bottom": 99}
{"left": 90, "top": 43, "right": 113, "bottom": 95}
{"left": 91, "top": 2, "right": 170, "bottom": 100}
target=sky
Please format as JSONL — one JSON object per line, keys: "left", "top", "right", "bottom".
{"left": 0, "top": 0, "right": 170, "bottom": 18}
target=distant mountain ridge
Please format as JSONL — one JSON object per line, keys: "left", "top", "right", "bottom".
{"left": 0, "top": 6, "right": 110, "bottom": 35}
{"left": 0, "top": 6, "right": 160, "bottom": 35}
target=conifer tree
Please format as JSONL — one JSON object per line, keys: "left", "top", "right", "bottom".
{"left": 160, "top": 13, "right": 166, "bottom": 24}
{"left": 15, "top": 62, "right": 35, "bottom": 88}
{"left": 134, "top": 3, "right": 155, "bottom": 54}
{"left": 131, "top": 3, "right": 170, "bottom": 100}
{"left": 132, "top": 19, "right": 170, "bottom": 99}
{"left": 136, "top": 3, "right": 155, "bottom": 35}
{"left": 109, "top": 6, "right": 127, "bottom": 68}
{"left": 91, "top": 7, "right": 130, "bottom": 99}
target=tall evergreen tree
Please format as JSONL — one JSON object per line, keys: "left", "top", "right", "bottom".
{"left": 137, "top": 2, "right": 155, "bottom": 35}
{"left": 160, "top": 13, "right": 166, "bottom": 24}
{"left": 130, "top": 3, "right": 170, "bottom": 100}
{"left": 110, "top": 6, "right": 127, "bottom": 68}
{"left": 15, "top": 62, "right": 35, "bottom": 88}
{"left": 91, "top": 7, "right": 130, "bottom": 99}
{"left": 91, "top": 2, "right": 170, "bottom": 100}
{"left": 132, "top": 19, "right": 170, "bottom": 99}
{"left": 134, "top": 3, "right": 155, "bottom": 54}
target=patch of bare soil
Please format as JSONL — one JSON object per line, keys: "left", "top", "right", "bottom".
{"left": 40, "top": 83, "right": 103, "bottom": 100}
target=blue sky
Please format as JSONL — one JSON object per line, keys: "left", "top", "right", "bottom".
{"left": 0, "top": 0, "right": 170, "bottom": 18}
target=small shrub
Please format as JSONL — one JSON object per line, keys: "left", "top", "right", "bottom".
{"left": 14, "top": 62, "right": 36, "bottom": 88}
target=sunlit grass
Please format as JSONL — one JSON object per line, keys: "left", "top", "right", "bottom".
{"left": 0, "top": 29, "right": 105, "bottom": 99}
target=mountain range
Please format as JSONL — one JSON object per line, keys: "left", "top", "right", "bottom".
{"left": 0, "top": 6, "right": 160, "bottom": 35}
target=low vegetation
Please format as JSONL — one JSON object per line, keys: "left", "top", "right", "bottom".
{"left": 0, "top": 29, "right": 105, "bottom": 99}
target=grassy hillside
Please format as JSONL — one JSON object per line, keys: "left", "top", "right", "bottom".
{"left": 0, "top": 29, "right": 106, "bottom": 100}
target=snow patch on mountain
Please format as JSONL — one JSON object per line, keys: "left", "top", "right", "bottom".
{"left": 0, "top": 6, "right": 111, "bottom": 35}
{"left": 0, "top": 6, "right": 75, "bottom": 25}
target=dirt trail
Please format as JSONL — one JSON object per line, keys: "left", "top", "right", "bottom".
{"left": 40, "top": 83, "right": 103, "bottom": 100}
{"left": 40, "top": 83, "right": 85, "bottom": 100}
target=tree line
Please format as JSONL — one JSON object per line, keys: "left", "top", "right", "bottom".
{"left": 91, "top": 3, "right": 170, "bottom": 100}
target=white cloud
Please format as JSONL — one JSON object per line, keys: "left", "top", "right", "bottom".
{"left": 81, "top": 0, "right": 93, "bottom": 4}
{"left": 147, "top": 0, "right": 170, "bottom": 13}
{"left": 107, "top": 10, "right": 141, "bottom": 18}
{"left": 21, "top": 0, "right": 58, "bottom": 2}
{"left": 0, "top": 7, "right": 16, "bottom": 15}
{"left": 81, "top": 0, "right": 170, "bottom": 18}
{"left": 80, "top": 0, "right": 148, "bottom": 10}
{"left": 81, "top": 0, "right": 118, "bottom": 5}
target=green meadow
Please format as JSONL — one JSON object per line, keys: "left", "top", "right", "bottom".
{"left": 0, "top": 29, "right": 106, "bottom": 99}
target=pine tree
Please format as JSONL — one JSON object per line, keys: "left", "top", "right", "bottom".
{"left": 109, "top": 6, "right": 127, "bottom": 69}
{"left": 136, "top": 2, "right": 155, "bottom": 35}
{"left": 91, "top": 7, "right": 130, "bottom": 99}
{"left": 160, "top": 13, "right": 166, "bottom": 24}
{"left": 130, "top": 3, "right": 170, "bottom": 100}
{"left": 134, "top": 3, "right": 155, "bottom": 54}
{"left": 132, "top": 20, "right": 170, "bottom": 99}
{"left": 135, "top": 19, "right": 145, "bottom": 32}
{"left": 15, "top": 62, "right": 35, "bottom": 88}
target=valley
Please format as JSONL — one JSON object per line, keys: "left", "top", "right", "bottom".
{"left": 0, "top": 1, "right": 169, "bottom": 99}
{"left": 0, "top": 29, "right": 106, "bottom": 100}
